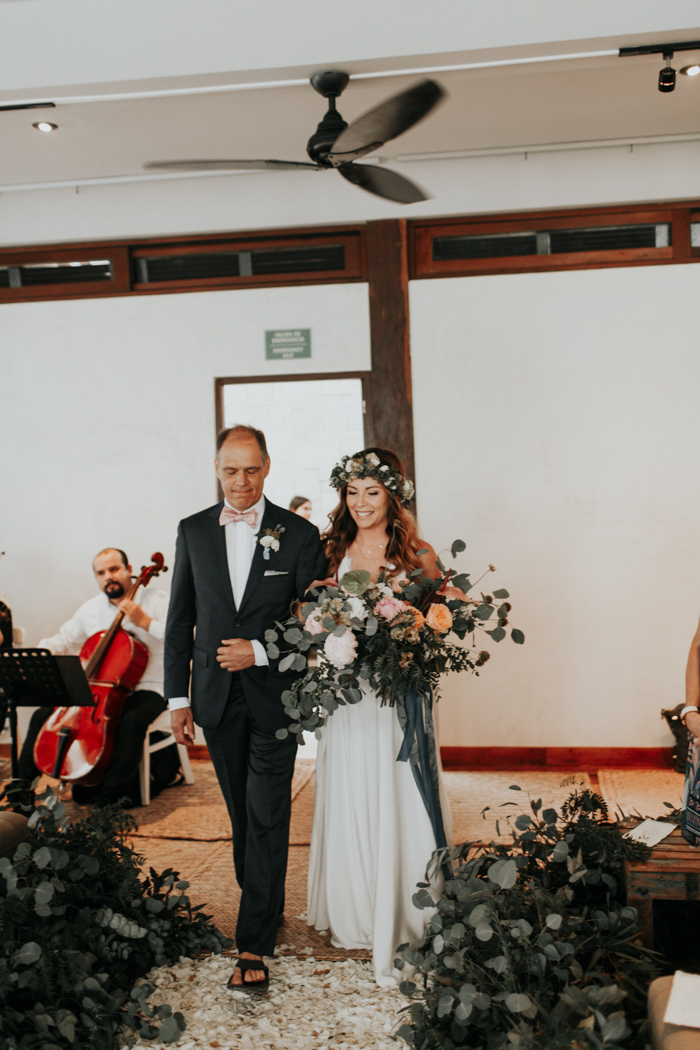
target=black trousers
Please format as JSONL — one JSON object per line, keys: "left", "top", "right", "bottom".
{"left": 203, "top": 674, "right": 297, "bottom": 958}
{"left": 18, "top": 689, "right": 166, "bottom": 805}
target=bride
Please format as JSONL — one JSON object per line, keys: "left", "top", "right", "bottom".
{"left": 307, "top": 447, "right": 451, "bottom": 987}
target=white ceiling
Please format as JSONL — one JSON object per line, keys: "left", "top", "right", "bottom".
{"left": 0, "top": 1, "right": 699, "bottom": 203}
{"left": 2, "top": 54, "right": 700, "bottom": 189}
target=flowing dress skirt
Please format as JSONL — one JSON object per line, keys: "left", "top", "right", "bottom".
{"left": 307, "top": 685, "right": 443, "bottom": 987}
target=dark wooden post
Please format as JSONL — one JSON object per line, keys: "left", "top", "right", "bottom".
{"left": 364, "top": 218, "right": 416, "bottom": 485}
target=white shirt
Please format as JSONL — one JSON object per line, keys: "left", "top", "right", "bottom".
{"left": 168, "top": 494, "right": 268, "bottom": 711}
{"left": 38, "top": 587, "right": 169, "bottom": 695}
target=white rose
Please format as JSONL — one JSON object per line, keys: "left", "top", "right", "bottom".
{"left": 260, "top": 535, "right": 274, "bottom": 547}
{"left": 345, "top": 596, "right": 367, "bottom": 621}
{"left": 270, "top": 538, "right": 280, "bottom": 552}
{"left": 366, "top": 452, "right": 380, "bottom": 467}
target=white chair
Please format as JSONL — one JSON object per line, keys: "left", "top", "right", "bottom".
{"left": 139, "top": 709, "right": 194, "bottom": 806}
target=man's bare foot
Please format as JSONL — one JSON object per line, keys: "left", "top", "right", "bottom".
{"left": 231, "top": 952, "right": 265, "bottom": 985}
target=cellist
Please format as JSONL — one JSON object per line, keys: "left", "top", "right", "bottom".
{"left": 17, "top": 548, "right": 169, "bottom": 806}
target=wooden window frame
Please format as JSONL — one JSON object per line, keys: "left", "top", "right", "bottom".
{"left": 0, "top": 224, "right": 366, "bottom": 305}
{"left": 409, "top": 201, "right": 696, "bottom": 280}
{"left": 132, "top": 229, "right": 364, "bottom": 295}
{"left": 0, "top": 244, "right": 131, "bottom": 302}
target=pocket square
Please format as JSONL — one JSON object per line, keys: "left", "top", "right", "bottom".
{"left": 264, "top": 570, "right": 289, "bottom": 576}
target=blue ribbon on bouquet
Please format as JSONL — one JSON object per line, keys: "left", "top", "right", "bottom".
{"left": 681, "top": 736, "right": 700, "bottom": 847}
{"left": 396, "top": 685, "right": 451, "bottom": 881}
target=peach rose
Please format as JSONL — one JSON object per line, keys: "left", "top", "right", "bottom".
{"left": 403, "top": 606, "right": 425, "bottom": 630}
{"left": 426, "top": 603, "right": 453, "bottom": 633}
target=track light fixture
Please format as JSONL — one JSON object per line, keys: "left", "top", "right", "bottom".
{"left": 658, "top": 53, "right": 676, "bottom": 93}
{"left": 619, "top": 39, "right": 700, "bottom": 93}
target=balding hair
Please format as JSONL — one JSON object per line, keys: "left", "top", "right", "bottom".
{"left": 93, "top": 548, "right": 129, "bottom": 569}
{"left": 216, "top": 425, "right": 268, "bottom": 461}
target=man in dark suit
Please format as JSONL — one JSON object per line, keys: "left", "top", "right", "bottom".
{"left": 165, "top": 425, "right": 326, "bottom": 992}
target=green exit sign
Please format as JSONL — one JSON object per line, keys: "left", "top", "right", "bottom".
{"left": 265, "top": 328, "right": 311, "bottom": 360}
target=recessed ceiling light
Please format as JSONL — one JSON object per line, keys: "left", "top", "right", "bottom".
{"left": 33, "top": 121, "right": 57, "bottom": 132}
{"left": 681, "top": 64, "right": 700, "bottom": 76}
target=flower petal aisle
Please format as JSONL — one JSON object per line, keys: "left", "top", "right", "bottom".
{"left": 125, "top": 955, "right": 403, "bottom": 1050}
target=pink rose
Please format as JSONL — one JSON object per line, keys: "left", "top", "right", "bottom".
{"left": 304, "top": 611, "right": 324, "bottom": 635}
{"left": 374, "top": 598, "right": 407, "bottom": 621}
{"left": 324, "top": 629, "right": 358, "bottom": 669}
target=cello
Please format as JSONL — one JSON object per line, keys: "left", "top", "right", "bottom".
{"left": 34, "top": 552, "right": 168, "bottom": 785}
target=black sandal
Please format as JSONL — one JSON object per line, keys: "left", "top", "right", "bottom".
{"left": 226, "top": 958, "right": 270, "bottom": 996}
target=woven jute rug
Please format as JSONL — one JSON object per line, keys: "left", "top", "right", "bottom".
{"left": 128, "top": 762, "right": 591, "bottom": 846}
{"left": 444, "top": 770, "right": 591, "bottom": 844}
{"left": 133, "top": 836, "right": 371, "bottom": 961}
{"left": 597, "top": 768, "right": 685, "bottom": 820}
{"left": 129, "top": 758, "right": 315, "bottom": 841}
{"left": 132, "top": 768, "right": 592, "bottom": 956}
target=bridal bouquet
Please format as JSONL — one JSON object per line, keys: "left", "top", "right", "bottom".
{"left": 268, "top": 540, "right": 525, "bottom": 740}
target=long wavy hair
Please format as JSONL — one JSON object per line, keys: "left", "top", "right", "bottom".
{"left": 323, "top": 447, "right": 423, "bottom": 575}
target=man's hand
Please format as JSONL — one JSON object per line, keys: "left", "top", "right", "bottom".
{"left": 171, "top": 707, "right": 195, "bottom": 745}
{"left": 118, "top": 599, "right": 152, "bottom": 632}
{"left": 686, "top": 710, "right": 700, "bottom": 745}
{"left": 217, "top": 638, "right": 256, "bottom": 672}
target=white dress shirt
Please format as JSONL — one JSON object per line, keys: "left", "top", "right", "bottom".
{"left": 38, "top": 587, "right": 169, "bottom": 695}
{"left": 168, "top": 494, "right": 268, "bottom": 712}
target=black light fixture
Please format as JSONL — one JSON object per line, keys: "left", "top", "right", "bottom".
{"left": 619, "top": 39, "right": 700, "bottom": 93}
{"left": 658, "top": 52, "right": 676, "bottom": 92}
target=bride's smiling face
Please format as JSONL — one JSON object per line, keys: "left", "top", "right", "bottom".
{"left": 346, "top": 477, "right": 390, "bottom": 530}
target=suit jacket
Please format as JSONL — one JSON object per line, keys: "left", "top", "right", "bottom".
{"left": 164, "top": 497, "right": 327, "bottom": 734}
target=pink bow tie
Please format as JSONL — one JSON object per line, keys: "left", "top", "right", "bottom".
{"left": 219, "top": 505, "right": 258, "bottom": 528}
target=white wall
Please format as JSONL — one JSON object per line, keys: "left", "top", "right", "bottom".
{"left": 0, "top": 282, "right": 370, "bottom": 644}
{"left": 410, "top": 263, "right": 700, "bottom": 748}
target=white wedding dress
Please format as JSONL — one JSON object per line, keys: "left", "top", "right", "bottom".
{"left": 306, "top": 556, "right": 451, "bottom": 987}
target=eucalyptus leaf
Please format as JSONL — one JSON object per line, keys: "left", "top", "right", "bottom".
{"left": 278, "top": 653, "right": 295, "bottom": 673}
{"left": 13, "top": 942, "right": 42, "bottom": 966}
{"left": 33, "top": 846, "right": 53, "bottom": 869}
{"left": 365, "top": 615, "right": 378, "bottom": 637}
{"left": 486, "top": 626, "right": 506, "bottom": 642}
{"left": 473, "top": 603, "right": 493, "bottom": 620}
{"left": 450, "top": 539, "right": 466, "bottom": 556}
{"left": 511, "top": 628, "right": 525, "bottom": 644}
{"left": 493, "top": 588, "right": 510, "bottom": 599}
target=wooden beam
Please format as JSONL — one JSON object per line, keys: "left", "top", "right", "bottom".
{"left": 440, "top": 745, "right": 674, "bottom": 771}
{"left": 364, "top": 218, "right": 416, "bottom": 485}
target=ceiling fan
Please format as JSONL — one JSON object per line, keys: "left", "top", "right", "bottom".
{"left": 144, "top": 71, "right": 445, "bottom": 204}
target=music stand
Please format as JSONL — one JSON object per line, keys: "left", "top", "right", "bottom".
{"left": 0, "top": 649, "right": 95, "bottom": 780}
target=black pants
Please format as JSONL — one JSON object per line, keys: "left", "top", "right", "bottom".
{"left": 18, "top": 689, "right": 166, "bottom": 805}
{"left": 203, "top": 675, "right": 297, "bottom": 957}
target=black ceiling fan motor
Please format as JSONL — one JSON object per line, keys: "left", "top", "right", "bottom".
{"left": 306, "top": 71, "right": 351, "bottom": 165}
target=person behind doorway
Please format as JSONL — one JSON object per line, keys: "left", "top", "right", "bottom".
{"left": 17, "top": 548, "right": 169, "bottom": 806}
{"left": 289, "top": 495, "right": 312, "bottom": 520}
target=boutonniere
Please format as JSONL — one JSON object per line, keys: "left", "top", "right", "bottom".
{"left": 259, "top": 524, "right": 285, "bottom": 560}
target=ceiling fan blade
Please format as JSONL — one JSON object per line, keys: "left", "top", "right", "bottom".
{"left": 327, "top": 79, "right": 444, "bottom": 164}
{"left": 143, "top": 159, "right": 319, "bottom": 171}
{"left": 337, "top": 163, "right": 429, "bottom": 204}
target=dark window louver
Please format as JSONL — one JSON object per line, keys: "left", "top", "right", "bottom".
{"left": 0, "top": 260, "right": 112, "bottom": 288}
{"left": 433, "top": 233, "right": 538, "bottom": 261}
{"left": 432, "top": 223, "right": 670, "bottom": 262}
{"left": 137, "top": 244, "right": 346, "bottom": 283}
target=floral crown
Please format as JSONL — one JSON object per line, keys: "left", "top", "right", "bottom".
{"left": 329, "top": 451, "right": 415, "bottom": 506}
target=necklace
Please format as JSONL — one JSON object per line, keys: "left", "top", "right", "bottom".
{"left": 356, "top": 539, "right": 387, "bottom": 556}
